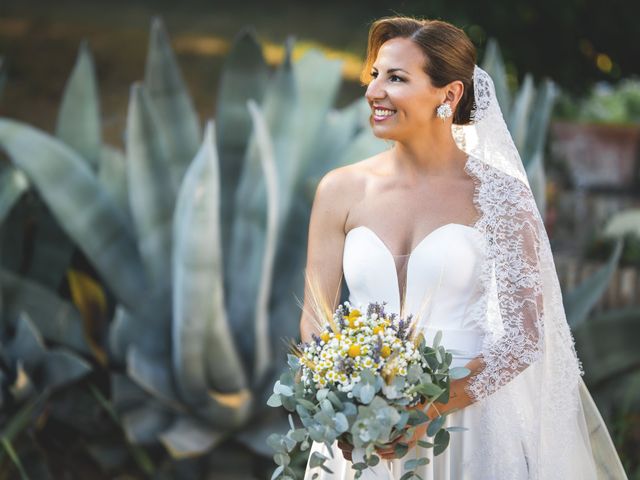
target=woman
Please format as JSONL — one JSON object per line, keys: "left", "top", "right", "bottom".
{"left": 299, "top": 16, "right": 627, "bottom": 480}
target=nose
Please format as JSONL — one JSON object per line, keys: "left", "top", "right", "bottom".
{"left": 365, "top": 77, "right": 385, "bottom": 104}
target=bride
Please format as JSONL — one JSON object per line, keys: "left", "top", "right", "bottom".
{"left": 298, "top": 15, "right": 628, "bottom": 480}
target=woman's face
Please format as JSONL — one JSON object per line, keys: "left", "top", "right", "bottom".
{"left": 365, "top": 37, "right": 445, "bottom": 141}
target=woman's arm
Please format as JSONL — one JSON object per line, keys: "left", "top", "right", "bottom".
{"left": 299, "top": 168, "right": 353, "bottom": 344}
{"left": 426, "top": 355, "right": 487, "bottom": 416}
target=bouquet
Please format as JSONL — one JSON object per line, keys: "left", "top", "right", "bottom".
{"left": 267, "top": 298, "right": 471, "bottom": 479}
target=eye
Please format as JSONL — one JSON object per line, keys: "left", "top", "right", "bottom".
{"left": 369, "top": 71, "right": 403, "bottom": 82}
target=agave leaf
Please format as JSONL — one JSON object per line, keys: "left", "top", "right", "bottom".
{"left": 108, "top": 305, "right": 137, "bottom": 363}
{"left": 84, "top": 441, "right": 129, "bottom": 472}
{"left": 128, "top": 345, "right": 252, "bottom": 431}
{"left": 126, "top": 83, "right": 174, "bottom": 289}
{"left": 25, "top": 196, "right": 75, "bottom": 290}
{"left": 214, "top": 26, "right": 269, "bottom": 267}
{"left": 282, "top": 48, "right": 344, "bottom": 225}
{"left": 226, "top": 37, "right": 296, "bottom": 364}
{"left": 0, "top": 118, "right": 149, "bottom": 309}
{"left": 481, "top": 39, "right": 511, "bottom": 114}
{"left": 108, "top": 286, "right": 171, "bottom": 364}
{"left": 98, "top": 144, "right": 131, "bottom": 225}
{"left": 0, "top": 190, "right": 28, "bottom": 275}
{"left": 563, "top": 239, "right": 624, "bottom": 327}
{"left": 55, "top": 39, "right": 101, "bottom": 169}
{"left": 507, "top": 74, "right": 535, "bottom": 154}
{"left": 304, "top": 97, "right": 369, "bottom": 182}
{"left": 111, "top": 373, "right": 149, "bottom": 412}
{"left": 172, "top": 119, "right": 248, "bottom": 398}
{"left": 144, "top": 16, "right": 201, "bottom": 193}
{"left": 1, "top": 269, "right": 91, "bottom": 354}
{"left": 267, "top": 98, "right": 371, "bottom": 356}
{"left": 246, "top": 101, "right": 279, "bottom": 384}
{"left": 266, "top": 49, "right": 345, "bottom": 357}
{"left": 234, "top": 407, "right": 289, "bottom": 456}
{"left": 5, "top": 313, "right": 46, "bottom": 371}
{"left": 159, "top": 415, "right": 226, "bottom": 459}
{"left": 525, "top": 150, "right": 546, "bottom": 219}
{"left": 67, "top": 269, "right": 108, "bottom": 365}
{"left": 524, "top": 79, "right": 557, "bottom": 168}
{"left": 573, "top": 307, "right": 640, "bottom": 387}
{"left": 122, "top": 401, "right": 174, "bottom": 446}
{"left": 40, "top": 349, "right": 92, "bottom": 391}
{"left": 335, "top": 127, "right": 388, "bottom": 171}
{"left": 0, "top": 166, "right": 28, "bottom": 224}
{"left": 127, "top": 346, "right": 184, "bottom": 412}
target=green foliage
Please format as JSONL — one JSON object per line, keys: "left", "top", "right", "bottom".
{"left": 555, "top": 78, "right": 640, "bottom": 125}
{"left": 266, "top": 328, "right": 463, "bottom": 479}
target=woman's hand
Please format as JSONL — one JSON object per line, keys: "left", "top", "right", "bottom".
{"left": 375, "top": 421, "right": 430, "bottom": 460}
{"left": 337, "top": 438, "right": 354, "bottom": 461}
{"left": 375, "top": 400, "right": 438, "bottom": 460}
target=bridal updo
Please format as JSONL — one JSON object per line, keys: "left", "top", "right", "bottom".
{"left": 360, "top": 16, "right": 477, "bottom": 125}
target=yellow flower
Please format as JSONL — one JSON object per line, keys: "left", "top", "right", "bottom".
{"left": 381, "top": 345, "right": 391, "bottom": 358}
{"left": 348, "top": 344, "right": 361, "bottom": 358}
{"left": 320, "top": 331, "right": 330, "bottom": 343}
{"left": 373, "top": 325, "right": 384, "bottom": 335}
{"left": 344, "top": 309, "right": 362, "bottom": 328}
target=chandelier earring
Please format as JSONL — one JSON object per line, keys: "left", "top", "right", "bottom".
{"left": 436, "top": 102, "right": 452, "bottom": 122}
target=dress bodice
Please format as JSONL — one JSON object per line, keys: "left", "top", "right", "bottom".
{"left": 343, "top": 223, "right": 487, "bottom": 367}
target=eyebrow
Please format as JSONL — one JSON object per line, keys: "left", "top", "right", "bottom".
{"left": 371, "top": 66, "right": 409, "bottom": 74}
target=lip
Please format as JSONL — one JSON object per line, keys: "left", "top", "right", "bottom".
{"left": 372, "top": 108, "right": 396, "bottom": 122}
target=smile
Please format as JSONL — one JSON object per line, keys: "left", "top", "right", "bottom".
{"left": 373, "top": 108, "right": 396, "bottom": 122}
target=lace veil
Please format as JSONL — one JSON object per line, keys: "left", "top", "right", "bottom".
{"left": 449, "top": 65, "right": 628, "bottom": 479}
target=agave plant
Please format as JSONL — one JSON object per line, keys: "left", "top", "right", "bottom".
{"left": 566, "top": 209, "right": 640, "bottom": 475}
{"left": 0, "top": 269, "right": 95, "bottom": 478}
{"left": 104, "top": 19, "right": 388, "bottom": 465}
{"left": 0, "top": 15, "right": 387, "bottom": 477}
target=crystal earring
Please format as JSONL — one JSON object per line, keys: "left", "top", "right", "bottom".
{"left": 436, "top": 102, "right": 452, "bottom": 122}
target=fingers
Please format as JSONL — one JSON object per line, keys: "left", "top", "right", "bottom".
{"left": 337, "top": 440, "right": 353, "bottom": 461}
{"left": 337, "top": 441, "right": 353, "bottom": 452}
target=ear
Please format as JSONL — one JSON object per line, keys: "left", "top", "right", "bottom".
{"left": 443, "top": 80, "right": 465, "bottom": 109}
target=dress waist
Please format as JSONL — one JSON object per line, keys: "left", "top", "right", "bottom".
{"left": 421, "top": 326, "right": 484, "bottom": 359}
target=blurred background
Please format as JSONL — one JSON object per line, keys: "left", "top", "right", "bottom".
{"left": 0, "top": 0, "right": 638, "bottom": 478}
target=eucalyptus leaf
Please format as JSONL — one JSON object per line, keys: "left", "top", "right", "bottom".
{"left": 449, "top": 367, "right": 471, "bottom": 380}
{"left": 433, "top": 428, "right": 450, "bottom": 456}
{"left": 427, "top": 415, "right": 445, "bottom": 437}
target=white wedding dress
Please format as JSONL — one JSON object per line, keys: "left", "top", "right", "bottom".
{"left": 303, "top": 222, "right": 598, "bottom": 479}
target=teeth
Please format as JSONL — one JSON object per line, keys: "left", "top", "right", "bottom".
{"left": 374, "top": 108, "right": 396, "bottom": 116}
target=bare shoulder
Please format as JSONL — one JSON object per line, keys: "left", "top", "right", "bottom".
{"left": 312, "top": 158, "right": 373, "bottom": 228}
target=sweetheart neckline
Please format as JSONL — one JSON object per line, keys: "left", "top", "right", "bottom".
{"left": 345, "top": 223, "right": 478, "bottom": 259}
{"left": 344, "top": 223, "right": 479, "bottom": 309}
